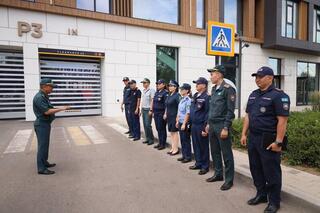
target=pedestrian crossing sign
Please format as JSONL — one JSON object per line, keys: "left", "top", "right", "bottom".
{"left": 206, "top": 21, "right": 235, "bottom": 57}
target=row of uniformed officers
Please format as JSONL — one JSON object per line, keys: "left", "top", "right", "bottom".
{"left": 120, "top": 65, "right": 290, "bottom": 213}
{"left": 32, "top": 65, "right": 289, "bottom": 213}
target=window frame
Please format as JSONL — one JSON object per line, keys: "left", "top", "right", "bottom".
{"left": 76, "top": 0, "right": 112, "bottom": 14}
{"left": 296, "top": 61, "right": 320, "bottom": 106}
{"left": 196, "top": 0, "right": 205, "bottom": 29}
{"left": 156, "top": 46, "right": 179, "bottom": 84}
{"left": 223, "top": 0, "right": 243, "bottom": 34}
{"left": 313, "top": 7, "right": 320, "bottom": 43}
{"left": 268, "top": 57, "right": 282, "bottom": 89}
{"left": 281, "top": 0, "right": 298, "bottom": 39}
{"left": 132, "top": 0, "right": 181, "bottom": 25}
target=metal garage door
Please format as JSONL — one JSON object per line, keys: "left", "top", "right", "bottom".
{"left": 39, "top": 58, "right": 101, "bottom": 117}
{"left": 0, "top": 51, "right": 25, "bottom": 119}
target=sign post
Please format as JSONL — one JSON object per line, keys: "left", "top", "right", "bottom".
{"left": 206, "top": 21, "right": 243, "bottom": 118}
{"left": 206, "top": 21, "right": 235, "bottom": 57}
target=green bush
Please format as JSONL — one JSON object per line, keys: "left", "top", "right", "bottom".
{"left": 231, "top": 111, "right": 320, "bottom": 168}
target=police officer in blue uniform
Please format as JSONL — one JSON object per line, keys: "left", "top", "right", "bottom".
{"left": 33, "top": 78, "right": 69, "bottom": 175}
{"left": 121, "top": 77, "right": 132, "bottom": 135}
{"left": 206, "top": 65, "right": 236, "bottom": 191}
{"left": 128, "top": 80, "right": 142, "bottom": 141}
{"left": 241, "top": 67, "right": 290, "bottom": 213}
{"left": 151, "top": 79, "right": 168, "bottom": 150}
{"left": 176, "top": 83, "right": 192, "bottom": 163}
{"left": 189, "top": 77, "right": 210, "bottom": 175}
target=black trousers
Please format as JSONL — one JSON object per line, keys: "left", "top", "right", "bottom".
{"left": 248, "top": 132, "right": 282, "bottom": 207}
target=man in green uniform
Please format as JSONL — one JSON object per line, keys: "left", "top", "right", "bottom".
{"left": 205, "top": 65, "right": 236, "bottom": 191}
{"left": 33, "top": 78, "right": 69, "bottom": 175}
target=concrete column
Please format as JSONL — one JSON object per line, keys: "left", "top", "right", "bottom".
{"left": 23, "top": 43, "right": 39, "bottom": 121}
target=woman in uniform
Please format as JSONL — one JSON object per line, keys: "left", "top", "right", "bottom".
{"left": 164, "top": 80, "right": 181, "bottom": 155}
{"left": 176, "top": 83, "right": 192, "bottom": 163}
{"left": 151, "top": 79, "right": 168, "bottom": 150}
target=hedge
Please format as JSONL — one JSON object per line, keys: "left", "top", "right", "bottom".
{"left": 231, "top": 111, "right": 320, "bottom": 168}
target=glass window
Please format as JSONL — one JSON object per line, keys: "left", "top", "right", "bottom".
{"left": 281, "top": 0, "right": 298, "bottom": 39}
{"left": 268, "top": 58, "right": 282, "bottom": 89}
{"left": 96, "top": 0, "right": 110, "bottom": 13}
{"left": 224, "top": 0, "right": 242, "bottom": 33}
{"left": 196, "top": 0, "right": 204, "bottom": 28}
{"left": 297, "top": 62, "right": 319, "bottom": 105}
{"left": 77, "top": 0, "right": 95, "bottom": 11}
{"left": 133, "top": 0, "right": 179, "bottom": 24}
{"left": 156, "top": 46, "right": 178, "bottom": 83}
{"left": 313, "top": 7, "right": 320, "bottom": 43}
{"left": 215, "top": 55, "right": 240, "bottom": 108}
{"left": 77, "top": 0, "right": 111, "bottom": 13}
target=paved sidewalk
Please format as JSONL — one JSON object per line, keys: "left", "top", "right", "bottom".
{"left": 114, "top": 116, "right": 320, "bottom": 210}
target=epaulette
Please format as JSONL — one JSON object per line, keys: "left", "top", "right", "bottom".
{"left": 223, "top": 84, "right": 230, "bottom": 88}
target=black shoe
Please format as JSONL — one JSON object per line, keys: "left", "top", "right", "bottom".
{"left": 247, "top": 195, "right": 268, "bottom": 205}
{"left": 181, "top": 159, "right": 192, "bottom": 163}
{"left": 189, "top": 165, "right": 201, "bottom": 170}
{"left": 142, "top": 140, "right": 148, "bottom": 144}
{"left": 167, "top": 151, "right": 173, "bottom": 155}
{"left": 45, "top": 163, "right": 56, "bottom": 168}
{"left": 38, "top": 169, "right": 55, "bottom": 175}
{"left": 198, "top": 169, "right": 209, "bottom": 175}
{"left": 157, "top": 146, "right": 165, "bottom": 150}
{"left": 133, "top": 138, "right": 140, "bottom": 141}
{"left": 128, "top": 135, "right": 134, "bottom": 139}
{"left": 220, "top": 182, "right": 233, "bottom": 191}
{"left": 206, "top": 175, "right": 224, "bottom": 182}
{"left": 177, "top": 157, "right": 184, "bottom": 161}
{"left": 170, "top": 151, "right": 180, "bottom": 156}
{"left": 124, "top": 131, "right": 131, "bottom": 134}
{"left": 154, "top": 144, "right": 160, "bottom": 149}
{"left": 147, "top": 142, "right": 154, "bottom": 145}
{"left": 264, "top": 203, "right": 280, "bottom": 213}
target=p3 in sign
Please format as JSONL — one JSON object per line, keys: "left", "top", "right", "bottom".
{"left": 206, "top": 21, "right": 235, "bottom": 57}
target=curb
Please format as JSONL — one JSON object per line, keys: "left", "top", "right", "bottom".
{"left": 235, "top": 162, "right": 320, "bottom": 212}
{"left": 115, "top": 120, "right": 320, "bottom": 212}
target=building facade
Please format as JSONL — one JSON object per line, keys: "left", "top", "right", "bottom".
{"left": 0, "top": 0, "right": 319, "bottom": 121}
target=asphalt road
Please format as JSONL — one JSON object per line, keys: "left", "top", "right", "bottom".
{"left": 0, "top": 117, "right": 308, "bottom": 213}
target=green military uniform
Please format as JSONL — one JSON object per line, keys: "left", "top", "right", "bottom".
{"left": 208, "top": 79, "right": 236, "bottom": 184}
{"left": 33, "top": 81, "right": 56, "bottom": 172}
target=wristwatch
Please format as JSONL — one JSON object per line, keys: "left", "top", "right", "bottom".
{"left": 274, "top": 141, "right": 283, "bottom": 147}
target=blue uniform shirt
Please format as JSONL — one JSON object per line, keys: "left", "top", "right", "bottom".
{"left": 33, "top": 90, "right": 55, "bottom": 125}
{"left": 153, "top": 89, "right": 168, "bottom": 113}
{"left": 165, "top": 92, "right": 181, "bottom": 117}
{"left": 190, "top": 92, "right": 210, "bottom": 130}
{"left": 129, "top": 88, "right": 141, "bottom": 111}
{"left": 246, "top": 85, "right": 290, "bottom": 134}
{"left": 177, "top": 96, "right": 191, "bottom": 124}
{"left": 123, "top": 85, "right": 131, "bottom": 105}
